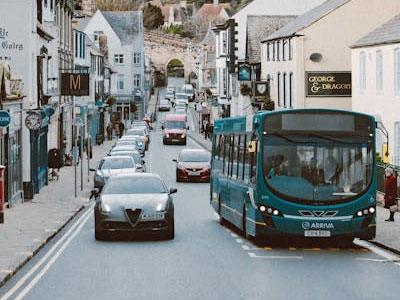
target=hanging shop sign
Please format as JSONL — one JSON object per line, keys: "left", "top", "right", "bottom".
{"left": 306, "top": 72, "right": 352, "bottom": 97}
{"left": 0, "top": 110, "right": 11, "bottom": 127}
{"left": 61, "top": 73, "right": 89, "bottom": 96}
{"left": 25, "top": 111, "right": 42, "bottom": 130}
{"left": 254, "top": 81, "right": 269, "bottom": 103}
{"left": 238, "top": 62, "right": 251, "bottom": 81}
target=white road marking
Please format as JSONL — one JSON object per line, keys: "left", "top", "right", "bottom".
{"left": 354, "top": 239, "right": 400, "bottom": 267}
{"left": 248, "top": 252, "right": 303, "bottom": 260}
{"left": 235, "top": 238, "right": 243, "bottom": 244}
{"left": 241, "top": 245, "right": 250, "bottom": 251}
{"left": 45, "top": 229, "right": 57, "bottom": 232}
{"left": 0, "top": 204, "right": 94, "bottom": 300}
{"left": 31, "top": 239, "right": 41, "bottom": 242}
{"left": 15, "top": 252, "right": 33, "bottom": 257}
{"left": 356, "top": 258, "right": 393, "bottom": 263}
{"left": 13, "top": 210, "right": 93, "bottom": 300}
{"left": 230, "top": 233, "right": 238, "bottom": 238}
{"left": 0, "top": 270, "right": 12, "bottom": 274}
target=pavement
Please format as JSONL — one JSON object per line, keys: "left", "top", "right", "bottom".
{"left": 187, "top": 105, "right": 400, "bottom": 255}
{"left": 0, "top": 135, "right": 115, "bottom": 287}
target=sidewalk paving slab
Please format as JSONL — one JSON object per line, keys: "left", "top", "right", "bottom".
{"left": 0, "top": 139, "right": 115, "bottom": 287}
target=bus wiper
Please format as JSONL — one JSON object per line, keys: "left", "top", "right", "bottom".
{"left": 306, "top": 133, "right": 355, "bottom": 145}
{"left": 267, "top": 132, "right": 298, "bottom": 144}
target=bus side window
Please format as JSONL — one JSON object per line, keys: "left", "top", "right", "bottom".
{"left": 236, "top": 135, "right": 241, "bottom": 179}
{"left": 223, "top": 135, "right": 230, "bottom": 176}
{"left": 244, "top": 134, "right": 250, "bottom": 182}
{"left": 232, "top": 136, "right": 239, "bottom": 179}
{"left": 250, "top": 135, "right": 258, "bottom": 184}
{"left": 241, "top": 135, "right": 246, "bottom": 181}
{"left": 229, "top": 136, "right": 235, "bottom": 178}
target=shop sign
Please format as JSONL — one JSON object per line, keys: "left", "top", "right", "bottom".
{"left": 25, "top": 111, "right": 42, "bottom": 131}
{"left": 61, "top": 73, "right": 89, "bottom": 96}
{"left": 306, "top": 72, "right": 352, "bottom": 97}
{"left": 238, "top": 62, "right": 251, "bottom": 81}
{"left": 254, "top": 81, "right": 269, "bottom": 103}
{"left": 0, "top": 110, "right": 10, "bottom": 127}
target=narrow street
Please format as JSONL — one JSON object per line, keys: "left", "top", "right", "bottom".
{"left": 0, "top": 82, "right": 399, "bottom": 300}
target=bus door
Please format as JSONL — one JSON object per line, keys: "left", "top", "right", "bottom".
{"left": 220, "top": 135, "right": 231, "bottom": 215}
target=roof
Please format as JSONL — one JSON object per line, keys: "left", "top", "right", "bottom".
{"left": 264, "top": 0, "right": 351, "bottom": 42}
{"left": 351, "top": 13, "right": 400, "bottom": 48}
{"left": 101, "top": 11, "right": 142, "bottom": 45}
{"left": 73, "top": 16, "right": 90, "bottom": 32}
{"left": 247, "top": 15, "right": 296, "bottom": 62}
{"left": 195, "top": 3, "right": 232, "bottom": 22}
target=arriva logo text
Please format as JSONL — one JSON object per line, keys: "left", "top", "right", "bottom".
{"left": 302, "top": 222, "right": 334, "bottom": 230}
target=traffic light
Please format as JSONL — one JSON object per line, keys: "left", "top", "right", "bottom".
{"left": 228, "top": 19, "right": 238, "bottom": 74}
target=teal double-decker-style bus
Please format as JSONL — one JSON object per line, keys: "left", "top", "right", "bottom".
{"left": 210, "top": 109, "right": 376, "bottom": 242}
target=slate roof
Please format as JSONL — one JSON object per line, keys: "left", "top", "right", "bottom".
{"left": 247, "top": 15, "right": 296, "bottom": 63}
{"left": 263, "top": 0, "right": 351, "bottom": 42}
{"left": 351, "top": 13, "right": 400, "bottom": 48}
{"left": 102, "top": 11, "right": 142, "bottom": 45}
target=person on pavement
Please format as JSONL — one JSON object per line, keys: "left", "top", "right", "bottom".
{"left": 384, "top": 168, "right": 398, "bottom": 222}
{"left": 118, "top": 121, "right": 125, "bottom": 138}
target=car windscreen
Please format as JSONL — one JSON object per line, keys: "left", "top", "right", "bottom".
{"left": 127, "top": 129, "right": 144, "bottom": 136}
{"left": 116, "top": 141, "right": 136, "bottom": 146}
{"left": 99, "top": 158, "right": 134, "bottom": 170}
{"left": 110, "top": 151, "right": 141, "bottom": 164}
{"left": 176, "top": 94, "right": 187, "bottom": 100}
{"left": 102, "top": 177, "right": 167, "bottom": 194}
{"left": 165, "top": 120, "right": 185, "bottom": 129}
{"left": 160, "top": 100, "right": 169, "bottom": 105}
{"left": 179, "top": 151, "right": 210, "bottom": 162}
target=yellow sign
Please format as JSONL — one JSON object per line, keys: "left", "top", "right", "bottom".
{"left": 382, "top": 144, "right": 390, "bottom": 164}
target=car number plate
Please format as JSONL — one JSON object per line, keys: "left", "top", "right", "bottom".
{"left": 141, "top": 213, "right": 164, "bottom": 220}
{"left": 304, "top": 230, "right": 331, "bottom": 237}
{"left": 172, "top": 139, "right": 179, "bottom": 142}
{"left": 188, "top": 171, "right": 200, "bottom": 176}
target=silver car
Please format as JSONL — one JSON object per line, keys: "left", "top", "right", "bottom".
{"left": 116, "top": 138, "right": 145, "bottom": 156}
{"left": 93, "top": 173, "right": 177, "bottom": 240}
{"left": 109, "top": 150, "right": 146, "bottom": 172}
{"left": 90, "top": 156, "right": 136, "bottom": 190}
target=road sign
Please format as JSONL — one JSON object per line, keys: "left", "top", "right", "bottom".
{"left": 0, "top": 111, "right": 11, "bottom": 127}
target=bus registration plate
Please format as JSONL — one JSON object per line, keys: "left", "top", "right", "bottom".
{"left": 304, "top": 230, "right": 331, "bottom": 237}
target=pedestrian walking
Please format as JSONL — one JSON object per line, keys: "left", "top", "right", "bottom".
{"left": 106, "top": 124, "right": 113, "bottom": 140}
{"left": 384, "top": 168, "right": 398, "bottom": 221}
{"left": 118, "top": 121, "right": 125, "bottom": 138}
{"left": 205, "top": 122, "right": 210, "bottom": 140}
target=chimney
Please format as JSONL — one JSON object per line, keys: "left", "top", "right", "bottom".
{"left": 99, "top": 35, "right": 108, "bottom": 59}
{"left": 213, "top": 0, "right": 219, "bottom": 7}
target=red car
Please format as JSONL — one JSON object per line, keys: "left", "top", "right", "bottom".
{"left": 173, "top": 149, "right": 211, "bottom": 182}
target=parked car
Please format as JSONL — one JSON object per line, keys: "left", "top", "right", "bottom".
{"left": 90, "top": 156, "right": 137, "bottom": 190}
{"left": 175, "top": 102, "right": 187, "bottom": 112}
{"left": 93, "top": 173, "right": 177, "bottom": 240}
{"left": 131, "top": 121, "right": 150, "bottom": 131}
{"left": 165, "top": 91, "right": 175, "bottom": 101}
{"left": 162, "top": 114, "right": 188, "bottom": 145}
{"left": 118, "top": 136, "right": 145, "bottom": 156}
{"left": 181, "top": 83, "right": 195, "bottom": 102}
{"left": 126, "top": 127, "right": 149, "bottom": 150}
{"left": 175, "top": 93, "right": 188, "bottom": 105}
{"left": 109, "top": 150, "right": 146, "bottom": 172}
{"left": 159, "top": 99, "right": 171, "bottom": 111}
{"left": 173, "top": 149, "right": 211, "bottom": 182}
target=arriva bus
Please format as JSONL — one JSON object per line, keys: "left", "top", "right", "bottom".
{"left": 210, "top": 109, "right": 376, "bottom": 242}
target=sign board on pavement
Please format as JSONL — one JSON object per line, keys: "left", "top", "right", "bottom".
{"left": 0, "top": 111, "right": 11, "bottom": 127}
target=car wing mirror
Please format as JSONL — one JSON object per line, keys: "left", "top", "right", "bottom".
{"left": 136, "top": 164, "right": 143, "bottom": 169}
{"left": 142, "top": 160, "right": 146, "bottom": 164}
{"left": 89, "top": 168, "right": 96, "bottom": 172}
{"left": 186, "top": 126, "right": 189, "bottom": 130}
{"left": 90, "top": 188, "right": 100, "bottom": 199}
{"left": 161, "top": 125, "right": 165, "bottom": 130}
{"left": 169, "top": 188, "right": 178, "bottom": 194}
{"left": 172, "top": 159, "right": 177, "bottom": 162}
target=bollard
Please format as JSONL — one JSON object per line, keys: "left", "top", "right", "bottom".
{"left": 0, "top": 165, "right": 6, "bottom": 223}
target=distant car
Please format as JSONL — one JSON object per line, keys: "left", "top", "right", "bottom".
{"left": 90, "top": 156, "right": 137, "bottom": 190}
{"left": 109, "top": 150, "right": 146, "bottom": 172}
{"left": 162, "top": 114, "right": 188, "bottom": 145}
{"left": 175, "top": 102, "right": 187, "bottom": 112}
{"left": 131, "top": 121, "right": 150, "bottom": 131}
{"left": 175, "top": 108, "right": 187, "bottom": 115}
{"left": 165, "top": 91, "right": 175, "bottom": 101}
{"left": 126, "top": 128, "right": 149, "bottom": 150}
{"left": 159, "top": 99, "right": 171, "bottom": 111}
{"left": 173, "top": 149, "right": 211, "bottom": 182}
{"left": 175, "top": 93, "right": 188, "bottom": 105}
{"left": 118, "top": 136, "right": 145, "bottom": 156}
{"left": 167, "top": 86, "right": 176, "bottom": 93}
{"left": 181, "top": 83, "right": 195, "bottom": 102}
{"left": 93, "top": 173, "right": 177, "bottom": 240}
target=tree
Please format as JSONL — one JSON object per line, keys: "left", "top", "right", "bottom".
{"left": 143, "top": 3, "right": 164, "bottom": 30}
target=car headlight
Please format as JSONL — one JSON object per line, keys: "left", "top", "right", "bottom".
{"left": 177, "top": 164, "right": 185, "bottom": 170}
{"left": 166, "top": 133, "right": 170, "bottom": 138}
{"left": 156, "top": 203, "right": 167, "bottom": 212}
{"left": 100, "top": 202, "right": 111, "bottom": 213}
{"left": 181, "top": 134, "right": 185, "bottom": 138}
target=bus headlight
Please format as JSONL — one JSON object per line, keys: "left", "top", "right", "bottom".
{"left": 258, "top": 205, "right": 282, "bottom": 217}
{"left": 259, "top": 205, "right": 266, "bottom": 212}
{"left": 369, "top": 207, "right": 375, "bottom": 214}
{"left": 354, "top": 206, "right": 375, "bottom": 218}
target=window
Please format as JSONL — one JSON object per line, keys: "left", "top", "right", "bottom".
{"left": 376, "top": 50, "right": 383, "bottom": 94}
{"left": 266, "top": 43, "right": 270, "bottom": 61}
{"left": 272, "top": 42, "right": 276, "bottom": 61}
{"left": 289, "top": 72, "right": 293, "bottom": 108}
{"left": 223, "top": 136, "right": 230, "bottom": 176}
{"left": 289, "top": 38, "right": 293, "bottom": 60}
{"left": 277, "top": 41, "right": 280, "bottom": 61}
{"left": 359, "top": 52, "right": 366, "bottom": 93}
{"left": 282, "top": 40, "right": 286, "bottom": 61}
{"left": 222, "top": 31, "right": 227, "bottom": 55}
{"left": 240, "top": 135, "right": 246, "bottom": 180}
{"left": 283, "top": 73, "right": 287, "bottom": 107}
{"left": 75, "top": 32, "right": 78, "bottom": 58}
{"left": 133, "top": 53, "right": 141, "bottom": 65}
{"left": 133, "top": 74, "right": 141, "bottom": 88}
{"left": 118, "top": 75, "right": 124, "bottom": 90}
{"left": 94, "top": 31, "right": 103, "bottom": 41}
{"left": 277, "top": 72, "right": 281, "bottom": 107}
{"left": 395, "top": 122, "right": 400, "bottom": 164}
{"left": 228, "top": 136, "right": 235, "bottom": 177}
{"left": 114, "top": 54, "right": 124, "bottom": 64}
{"left": 249, "top": 137, "right": 258, "bottom": 184}
{"left": 395, "top": 48, "right": 400, "bottom": 94}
